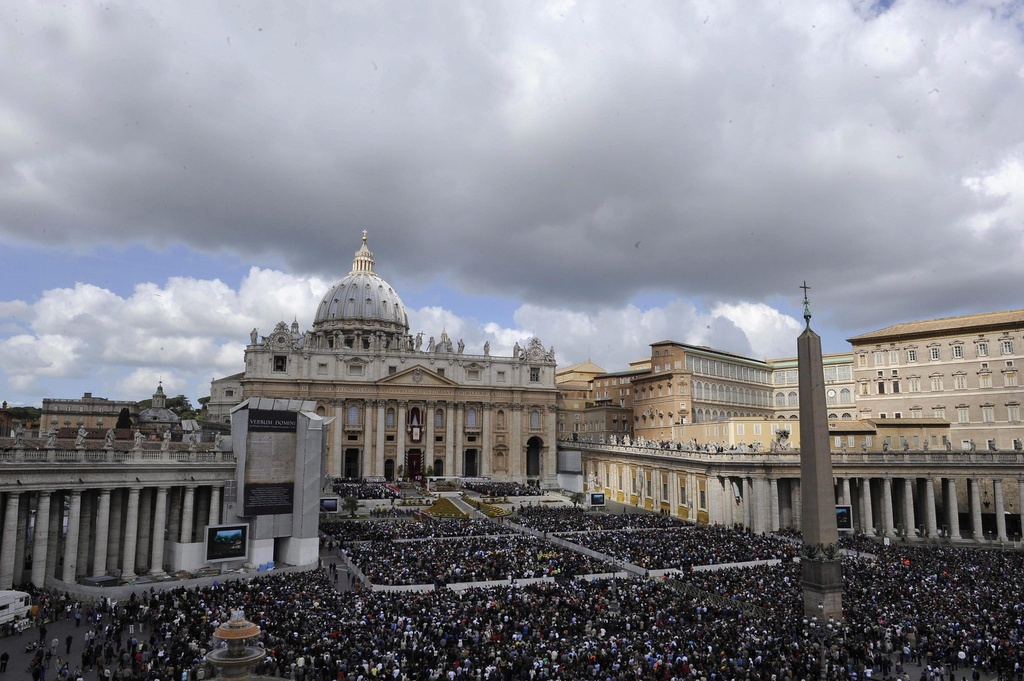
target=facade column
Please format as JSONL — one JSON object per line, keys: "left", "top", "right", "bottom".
{"left": 946, "top": 478, "right": 961, "bottom": 539}
{"left": 769, "top": 478, "right": 780, "bottom": 532}
{"left": 510, "top": 404, "right": 524, "bottom": 481}
{"left": 424, "top": 402, "right": 436, "bottom": 475}
{"left": 121, "top": 487, "right": 141, "bottom": 580}
{"left": 93, "top": 489, "right": 112, "bottom": 576}
{"left": 180, "top": 486, "right": 196, "bottom": 544}
{"left": 375, "top": 400, "right": 386, "bottom": 478}
{"left": 454, "top": 404, "right": 465, "bottom": 477}
{"left": 13, "top": 500, "right": 29, "bottom": 586}
{"left": 902, "top": 478, "right": 915, "bottom": 537}
{"left": 363, "top": 399, "right": 374, "bottom": 479}
{"left": 994, "top": 478, "right": 1007, "bottom": 542}
{"left": 30, "top": 491, "right": 51, "bottom": 585}
{"left": 924, "top": 479, "right": 938, "bottom": 539}
{"left": 396, "top": 401, "right": 407, "bottom": 476}
{"left": 791, "top": 479, "right": 802, "bottom": 531}
{"left": 150, "top": 487, "right": 169, "bottom": 576}
{"left": 969, "top": 478, "right": 984, "bottom": 541}
{"left": 62, "top": 491, "right": 83, "bottom": 584}
{"left": 444, "top": 402, "right": 455, "bottom": 478}
{"left": 881, "top": 477, "right": 896, "bottom": 537}
{"left": 1019, "top": 479, "right": 1024, "bottom": 541}
{"left": 841, "top": 477, "right": 852, "bottom": 506}
{"left": 77, "top": 493, "right": 93, "bottom": 579}
{"left": 209, "top": 486, "right": 222, "bottom": 527}
{"left": 860, "top": 478, "right": 874, "bottom": 535}
{"left": 480, "top": 404, "right": 492, "bottom": 477}
{"left": 0, "top": 492, "right": 20, "bottom": 588}
{"left": 544, "top": 405, "right": 558, "bottom": 487}
{"left": 136, "top": 488, "right": 153, "bottom": 572}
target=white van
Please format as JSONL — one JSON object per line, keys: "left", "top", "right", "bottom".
{"left": 0, "top": 590, "right": 31, "bottom": 625}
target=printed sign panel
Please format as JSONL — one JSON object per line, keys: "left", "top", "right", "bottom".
{"left": 243, "top": 409, "right": 297, "bottom": 516}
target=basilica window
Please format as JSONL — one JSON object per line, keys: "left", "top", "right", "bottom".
{"left": 530, "top": 367, "right": 540, "bottom": 382}
{"left": 273, "top": 355, "right": 287, "bottom": 372}
{"left": 466, "top": 408, "right": 478, "bottom": 428}
{"left": 530, "top": 410, "right": 541, "bottom": 428}
{"left": 346, "top": 405, "right": 360, "bottom": 426}
{"left": 435, "top": 409, "right": 444, "bottom": 428}
{"left": 386, "top": 408, "right": 396, "bottom": 427}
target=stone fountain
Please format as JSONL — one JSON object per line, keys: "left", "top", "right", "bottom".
{"left": 206, "top": 609, "right": 267, "bottom": 680}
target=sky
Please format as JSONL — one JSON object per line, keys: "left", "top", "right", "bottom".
{"left": 1, "top": 0, "right": 1023, "bottom": 408}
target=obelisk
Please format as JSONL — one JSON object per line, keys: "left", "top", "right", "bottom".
{"left": 797, "top": 282, "right": 843, "bottom": 620}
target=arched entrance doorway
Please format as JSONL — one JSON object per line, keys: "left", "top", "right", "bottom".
{"left": 526, "top": 437, "right": 543, "bottom": 477}
{"left": 433, "top": 458, "right": 444, "bottom": 477}
{"left": 463, "top": 449, "right": 478, "bottom": 478}
{"left": 407, "top": 449, "right": 423, "bottom": 481}
{"left": 384, "top": 459, "right": 395, "bottom": 481}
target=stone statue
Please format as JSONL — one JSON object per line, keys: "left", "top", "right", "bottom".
{"left": 969, "top": 439, "right": 976, "bottom": 453}
{"left": 483, "top": 341, "right": 490, "bottom": 356}
{"left": 134, "top": 429, "right": 145, "bottom": 448}
{"left": 45, "top": 429, "right": 57, "bottom": 448}
{"left": 214, "top": 432, "right": 224, "bottom": 451}
{"left": 161, "top": 430, "right": 171, "bottom": 451}
{"left": 188, "top": 433, "right": 199, "bottom": 451}
{"left": 457, "top": 339, "right": 465, "bottom": 354}
{"left": 415, "top": 332, "right": 423, "bottom": 351}
{"left": 923, "top": 440, "right": 929, "bottom": 452}
{"left": 13, "top": 427, "right": 24, "bottom": 447}
{"left": 75, "top": 425, "right": 88, "bottom": 447}
{"left": 104, "top": 428, "right": 117, "bottom": 448}
{"left": 250, "top": 327, "right": 258, "bottom": 345}
{"left": 512, "top": 341, "right": 521, "bottom": 359}
{"left": 427, "top": 336, "right": 436, "bottom": 352}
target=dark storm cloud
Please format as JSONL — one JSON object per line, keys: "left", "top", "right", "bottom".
{"left": 2, "top": 1, "right": 1023, "bottom": 343}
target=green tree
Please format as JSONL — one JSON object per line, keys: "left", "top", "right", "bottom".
{"left": 570, "top": 491, "right": 586, "bottom": 508}
{"left": 342, "top": 496, "right": 359, "bottom": 518}
{"left": 115, "top": 407, "right": 133, "bottom": 429}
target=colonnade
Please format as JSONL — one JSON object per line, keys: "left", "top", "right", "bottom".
{"left": 0, "top": 483, "right": 223, "bottom": 589}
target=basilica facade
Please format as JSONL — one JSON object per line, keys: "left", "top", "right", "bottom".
{"left": 213, "top": 234, "right": 560, "bottom": 486}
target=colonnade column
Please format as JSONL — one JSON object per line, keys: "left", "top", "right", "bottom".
{"left": 121, "top": 487, "right": 141, "bottom": 580}
{"left": 1, "top": 492, "right": 20, "bottom": 588}
{"left": 45, "top": 492, "right": 61, "bottom": 582}
{"left": 881, "top": 478, "right": 896, "bottom": 537}
{"left": 92, "top": 489, "right": 111, "bottom": 577}
{"left": 769, "top": 478, "right": 780, "bottom": 532}
{"left": 209, "top": 486, "right": 222, "bottom": 527}
{"left": 362, "top": 400, "right": 374, "bottom": 479}
{"left": 902, "top": 478, "right": 915, "bottom": 537}
{"left": 30, "top": 491, "right": 51, "bottom": 585}
{"left": 791, "top": 479, "right": 801, "bottom": 531}
{"left": 510, "top": 404, "right": 523, "bottom": 480}
{"left": 62, "top": 491, "right": 82, "bottom": 583}
{"left": 924, "top": 479, "right": 938, "bottom": 539}
{"left": 136, "top": 488, "right": 152, "bottom": 572}
{"left": 860, "top": 478, "right": 873, "bottom": 535}
{"left": 150, "top": 486, "right": 168, "bottom": 576}
{"left": 180, "top": 486, "right": 196, "bottom": 544}
{"left": 841, "top": 478, "right": 851, "bottom": 507}
{"left": 106, "top": 489, "right": 123, "bottom": 571}
{"left": 1019, "top": 479, "right": 1024, "bottom": 541}
{"left": 77, "top": 493, "right": 93, "bottom": 580}
{"left": 454, "top": 404, "right": 465, "bottom": 477}
{"left": 969, "top": 478, "right": 984, "bottom": 541}
{"left": 946, "top": 479, "right": 961, "bottom": 539}
{"left": 994, "top": 478, "right": 1007, "bottom": 542}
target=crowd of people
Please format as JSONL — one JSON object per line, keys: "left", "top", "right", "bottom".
{"left": 461, "top": 481, "right": 544, "bottom": 497}
{"left": 320, "top": 518, "right": 516, "bottom": 543}
{"left": 514, "top": 506, "right": 686, "bottom": 533}
{"left": 329, "top": 479, "right": 402, "bottom": 500}
{"left": 345, "top": 534, "right": 610, "bottom": 585}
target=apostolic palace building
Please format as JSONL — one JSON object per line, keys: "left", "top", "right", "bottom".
{"left": 1, "top": 231, "right": 1023, "bottom": 592}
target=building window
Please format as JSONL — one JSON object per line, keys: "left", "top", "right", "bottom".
{"left": 908, "top": 377, "right": 921, "bottom": 392}
{"left": 889, "top": 350, "right": 899, "bottom": 364}
{"left": 979, "top": 373, "right": 992, "bottom": 389}
{"left": 787, "top": 392, "right": 798, "bottom": 407}
{"left": 858, "top": 355, "right": 867, "bottom": 367}
{"left": 466, "top": 408, "right": 478, "bottom": 428}
{"left": 530, "top": 410, "right": 541, "bottom": 428}
{"left": 877, "top": 382, "right": 886, "bottom": 395}
{"left": 1002, "top": 340, "right": 1014, "bottom": 355}
{"left": 347, "top": 405, "right": 360, "bottom": 426}
{"left": 497, "top": 371, "right": 506, "bottom": 382}
{"left": 386, "top": 409, "right": 396, "bottom": 427}
{"left": 349, "top": 364, "right": 364, "bottom": 376}
{"left": 317, "top": 363, "right": 328, "bottom": 375}
{"left": 929, "top": 347, "right": 941, "bottom": 361}
{"left": 982, "top": 405, "right": 995, "bottom": 422}
{"left": 930, "top": 375, "right": 943, "bottom": 391}
{"left": 273, "top": 355, "right": 287, "bottom": 372}
{"left": 530, "top": 367, "right": 541, "bottom": 382}
{"left": 388, "top": 366, "right": 397, "bottom": 375}
{"left": 1006, "top": 372, "right": 1018, "bottom": 387}
{"left": 891, "top": 381, "right": 900, "bottom": 394}
{"left": 953, "top": 374, "right": 967, "bottom": 390}
{"left": 957, "top": 407, "right": 969, "bottom": 423}
{"left": 952, "top": 344, "right": 964, "bottom": 359}
{"left": 435, "top": 409, "right": 444, "bottom": 428}
{"left": 874, "top": 351, "right": 885, "bottom": 366}
{"left": 906, "top": 349, "right": 917, "bottom": 363}
{"left": 976, "top": 342, "right": 988, "bottom": 357}
{"left": 910, "top": 407, "right": 922, "bottom": 418}
{"left": 679, "top": 484, "right": 687, "bottom": 505}
{"left": 933, "top": 406, "right": 946, "bottom": 420}
{"left": 1008, "top": 404, "right": 1020, "bottom": 421}
{"left": 224, "top": 389, "right": 234, "bottom": 397}
{"left": 437, "top": 368, "right": 445, "bottom": 378}
{"left": 467, "top": 368, "right": 480, "bottom": 380}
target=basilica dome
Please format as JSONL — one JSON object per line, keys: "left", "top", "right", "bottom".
{"left": 313, "top": 232, "right": 409, "bottom": 335}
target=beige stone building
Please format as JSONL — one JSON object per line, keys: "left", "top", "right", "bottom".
{"left": 848, "top": 310, "right": 1024, "bottom": 451}
{"left": 218, "top": 234, "right": 561, "bottom": 486}
{"left": 41, "top": 392, "right": 139, "bottom": 432}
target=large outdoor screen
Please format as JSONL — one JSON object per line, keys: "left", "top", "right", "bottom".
{"left": 319, "top": 497, "right": 339, "bottom": 514}
{"left": 835, "top": 505, "right": 854, "bottom": 532}
{"left": 205, "top": 523, "right": 250, "bottom": 563}
{"left": 590, "top": 492, "right": 606, "bottom": 507}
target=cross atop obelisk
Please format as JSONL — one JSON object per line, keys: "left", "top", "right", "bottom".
{"left": 797, "top": 281, "right": 843, "bottom": 620}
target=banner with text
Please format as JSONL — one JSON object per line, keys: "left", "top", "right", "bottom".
{"left": 243, "top": 409, "right": 297, "bottom": 516}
